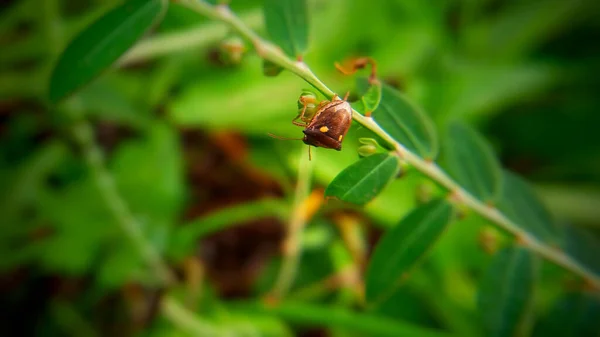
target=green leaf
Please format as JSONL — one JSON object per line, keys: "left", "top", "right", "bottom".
{"left": 263, "top": 59, "right": 284, "bottom": 77}
{"left": 364, "top": 80, "right": 438, "bottom": 159}
{"left": 325, "top": 153, "right": 400, "bottom": 205}
{"left": 36, "top": 179, "right": 117, "bottom": 275}
{"left": 111, "top": 121, "right": 184, "bottom": 231}
{"left": 498, "top": 170, "right": 560, "bottom": 244}
{"left": 228, "top": 300, "right": 453, "bottom": 337}
{"left": 263, "top": 0, "right": 308, "bottom": 58}
{"left": 357, "top": 79, "right": 382, "bottom": 114}
{"left": 478, "top": 246, "right": 538, "bottom": 337}
{"left": 443, "top": 122, "right": 502, "bottom": 203}
{"left": 562, "top": 225, "right": 600, "bottom": 276}
{"left": 103, "top": 121, "right": 184, "bottom": 287}
{"left": 533, "top": 292, "right": 600, "bottom": 337}
{"left": 168, "top": 198, "right": 288, "bottom": 260}
{"left": 366, "top": 199, "right": 454, "bottom": 304}
{"left": 48, "top": 0, "right": 168, "bottom": 103}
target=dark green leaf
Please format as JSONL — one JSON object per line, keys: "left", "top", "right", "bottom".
{"left": 363, "top": 80, "right": 438, "bottom": 159}
{"left": 533, "top": 292, "right": 600, "bottom": 337}
{"left": 366, "top": 199, "right": 454, "bottom": 304}
{"left": 562, "top": 225, "right": 600, "bottom": 276}
{"left": 443, "top": 122, "right": 502, "bottom": 203}
{"left": 325, "top": 153, "right": 400, "bottom": 205}
{"left": 478, "top": 246, "right": 538, "bottom": 337}
{"left": 263, "top": 59, "right": 284, "bottom": 77}
{"left": 498, "top": 170, "right": 560, "bottom": 244}
{"left": 264, "top": 0, "right": 308, "bottom": 58}
{"left": 49, "top": 0, "right": 167, "bottom": 102}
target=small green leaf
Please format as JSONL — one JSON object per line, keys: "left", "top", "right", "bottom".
{"left": 366, "top": 199, "right": 454, "bottom": 304}
{"left": 325, "top": 153, "right": 400, "bottom": 205}
{"left": 478, "top": 246, "right": 538, "bottom": 337}
{"left": 263, "top": 0, "right": 308, "bottom": 58}
{"left": 498, "top": 170, "right": 560, "bottom": 244}
{"left": 359, "top": 80, "right": 382, "bottom": 114}
{"left": 263, "top": 59, "right": 284, "bottom": 77}
{"left": 48, "top": 0, "right": 168, "bottom": 103}
{"left": 443, "top": 122, "right": 502, "bottom": 203}
{"left": 360, "top": 79, "right": 438, "bottom": 159}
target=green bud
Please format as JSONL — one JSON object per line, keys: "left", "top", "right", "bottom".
{"left": 263, "top": 60, "right": 283, "bottom": 77}
{"left": 358, "top": 144, "right": 377, "bottom": 157}
{"left": 358, "top": 137, "right": 379, "bottom": 147}
{"left": 219, "top": 36, "right": 246, "bottom": 65}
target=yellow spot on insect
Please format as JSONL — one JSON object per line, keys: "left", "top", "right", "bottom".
{"left": 338, "top": 135, "right": 343, "bottom": 141}
{"left": 320, "top": 126, "right": 329, "bottom": 133}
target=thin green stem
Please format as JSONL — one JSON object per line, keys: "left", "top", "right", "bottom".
{"left": 119, "top": 8, "right": 262, "bottom": 66}
{"left": 161, "top": 296, "right": 227, "bottom": 336}
{"left": 48, "top": 2, "right": 220, "bottom": 334}
{"left": 70, "top": 118, "right": 175, "bottom": 286}
{"left": 270, "top": 150, "right": 314, "bottom": 299}
{"left": 68, "top": 111, "right": 222, "bottom": 336}
{"left": 176, "top": 0, "right": 600, "bottom": 289}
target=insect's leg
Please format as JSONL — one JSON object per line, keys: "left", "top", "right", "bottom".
{"left": 293, "top": 95, "right": 318, "bottom": 126}
{"left": 315, "top": 99, "right": 331, "bottom": 110}
{"left": 308, "top": 146, "right": 312, "bottom": 161}
{"left": 292, "top": 120, "right": 308, "bottom": 127}
{"left": 343, "top": 91, "right": 350, "bottom": 101}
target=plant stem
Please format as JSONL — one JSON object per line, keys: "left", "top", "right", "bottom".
{"left": 70, "top": 117, "right": 175, "bottom": 286}
{"left": 119, "top": 9, "right": 262, "bottom": 66}
{"left": 50, "top": 2, "right": 220, "bottom": 333}
{"left": 176, "top": 0, "right": 600, "bottom": 289}
{"left": 270, "top": 150, "right": 314, "bottom": 299}
{"left": 161, "top": 295, "right": 226, "bottom": 336}
{"left": 69, "top": 113, "right": 223, "bottom": 336}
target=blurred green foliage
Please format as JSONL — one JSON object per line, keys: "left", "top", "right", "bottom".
{"left": 1, "top": 0, "right": 600, "bottom": 336}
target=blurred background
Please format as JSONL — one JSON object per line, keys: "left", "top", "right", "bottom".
{"left": 1, "top": 0, "right": 600, "bottom": 336}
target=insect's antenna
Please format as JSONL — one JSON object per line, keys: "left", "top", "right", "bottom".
{"left": 308, "top": 146, "right": 312, "bottom": 161}
{"left": 267, "top": 133, "right": 303, "bottom": 141}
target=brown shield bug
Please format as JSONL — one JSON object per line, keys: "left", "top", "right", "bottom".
{"left": 270, "top": 92, "right": 352, "bottom": 159}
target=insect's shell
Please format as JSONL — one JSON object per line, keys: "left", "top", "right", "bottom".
{"left": 302, "top": 99, "right": 352, "bottom": 151}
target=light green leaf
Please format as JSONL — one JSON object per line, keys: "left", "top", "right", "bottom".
{"left": 111, "top": 121, "right": 184, "bottom": 231}
{"left": 325, "top": 153, "right": 400, "bottom": 205}
{"left": 498, "top": 170, "right": 560, "bottom": 244}
{"left": 49, "top": 0, "right": 168, "bottom": 102}
{"left": 228, "top": 300, "right": 453, "bottom": 337}
{"left": 263, "top": 0, "right": 308, "bottom": 58}
{"left": 443, "top": 122, "right": 502, "bottom": 203}
{"left": 168, "top": 198, "right": 288, "bottom": 260}
{"left": 372, "top": 82, "right": 438, "bottom": 159}
{"left": 36, "top": 179, "right": 117, "bottom": 275}
{"left": 355, "top": 78, "right": 382, "bottom": 114}
{"left": 478, "top": 246, "right": 538, "bottom": 337}
{"left": 366, "top": 199, "right": 454, "bottom": 304}
{"left": 102, "top": 121, "right": 184, "bottom": 286}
